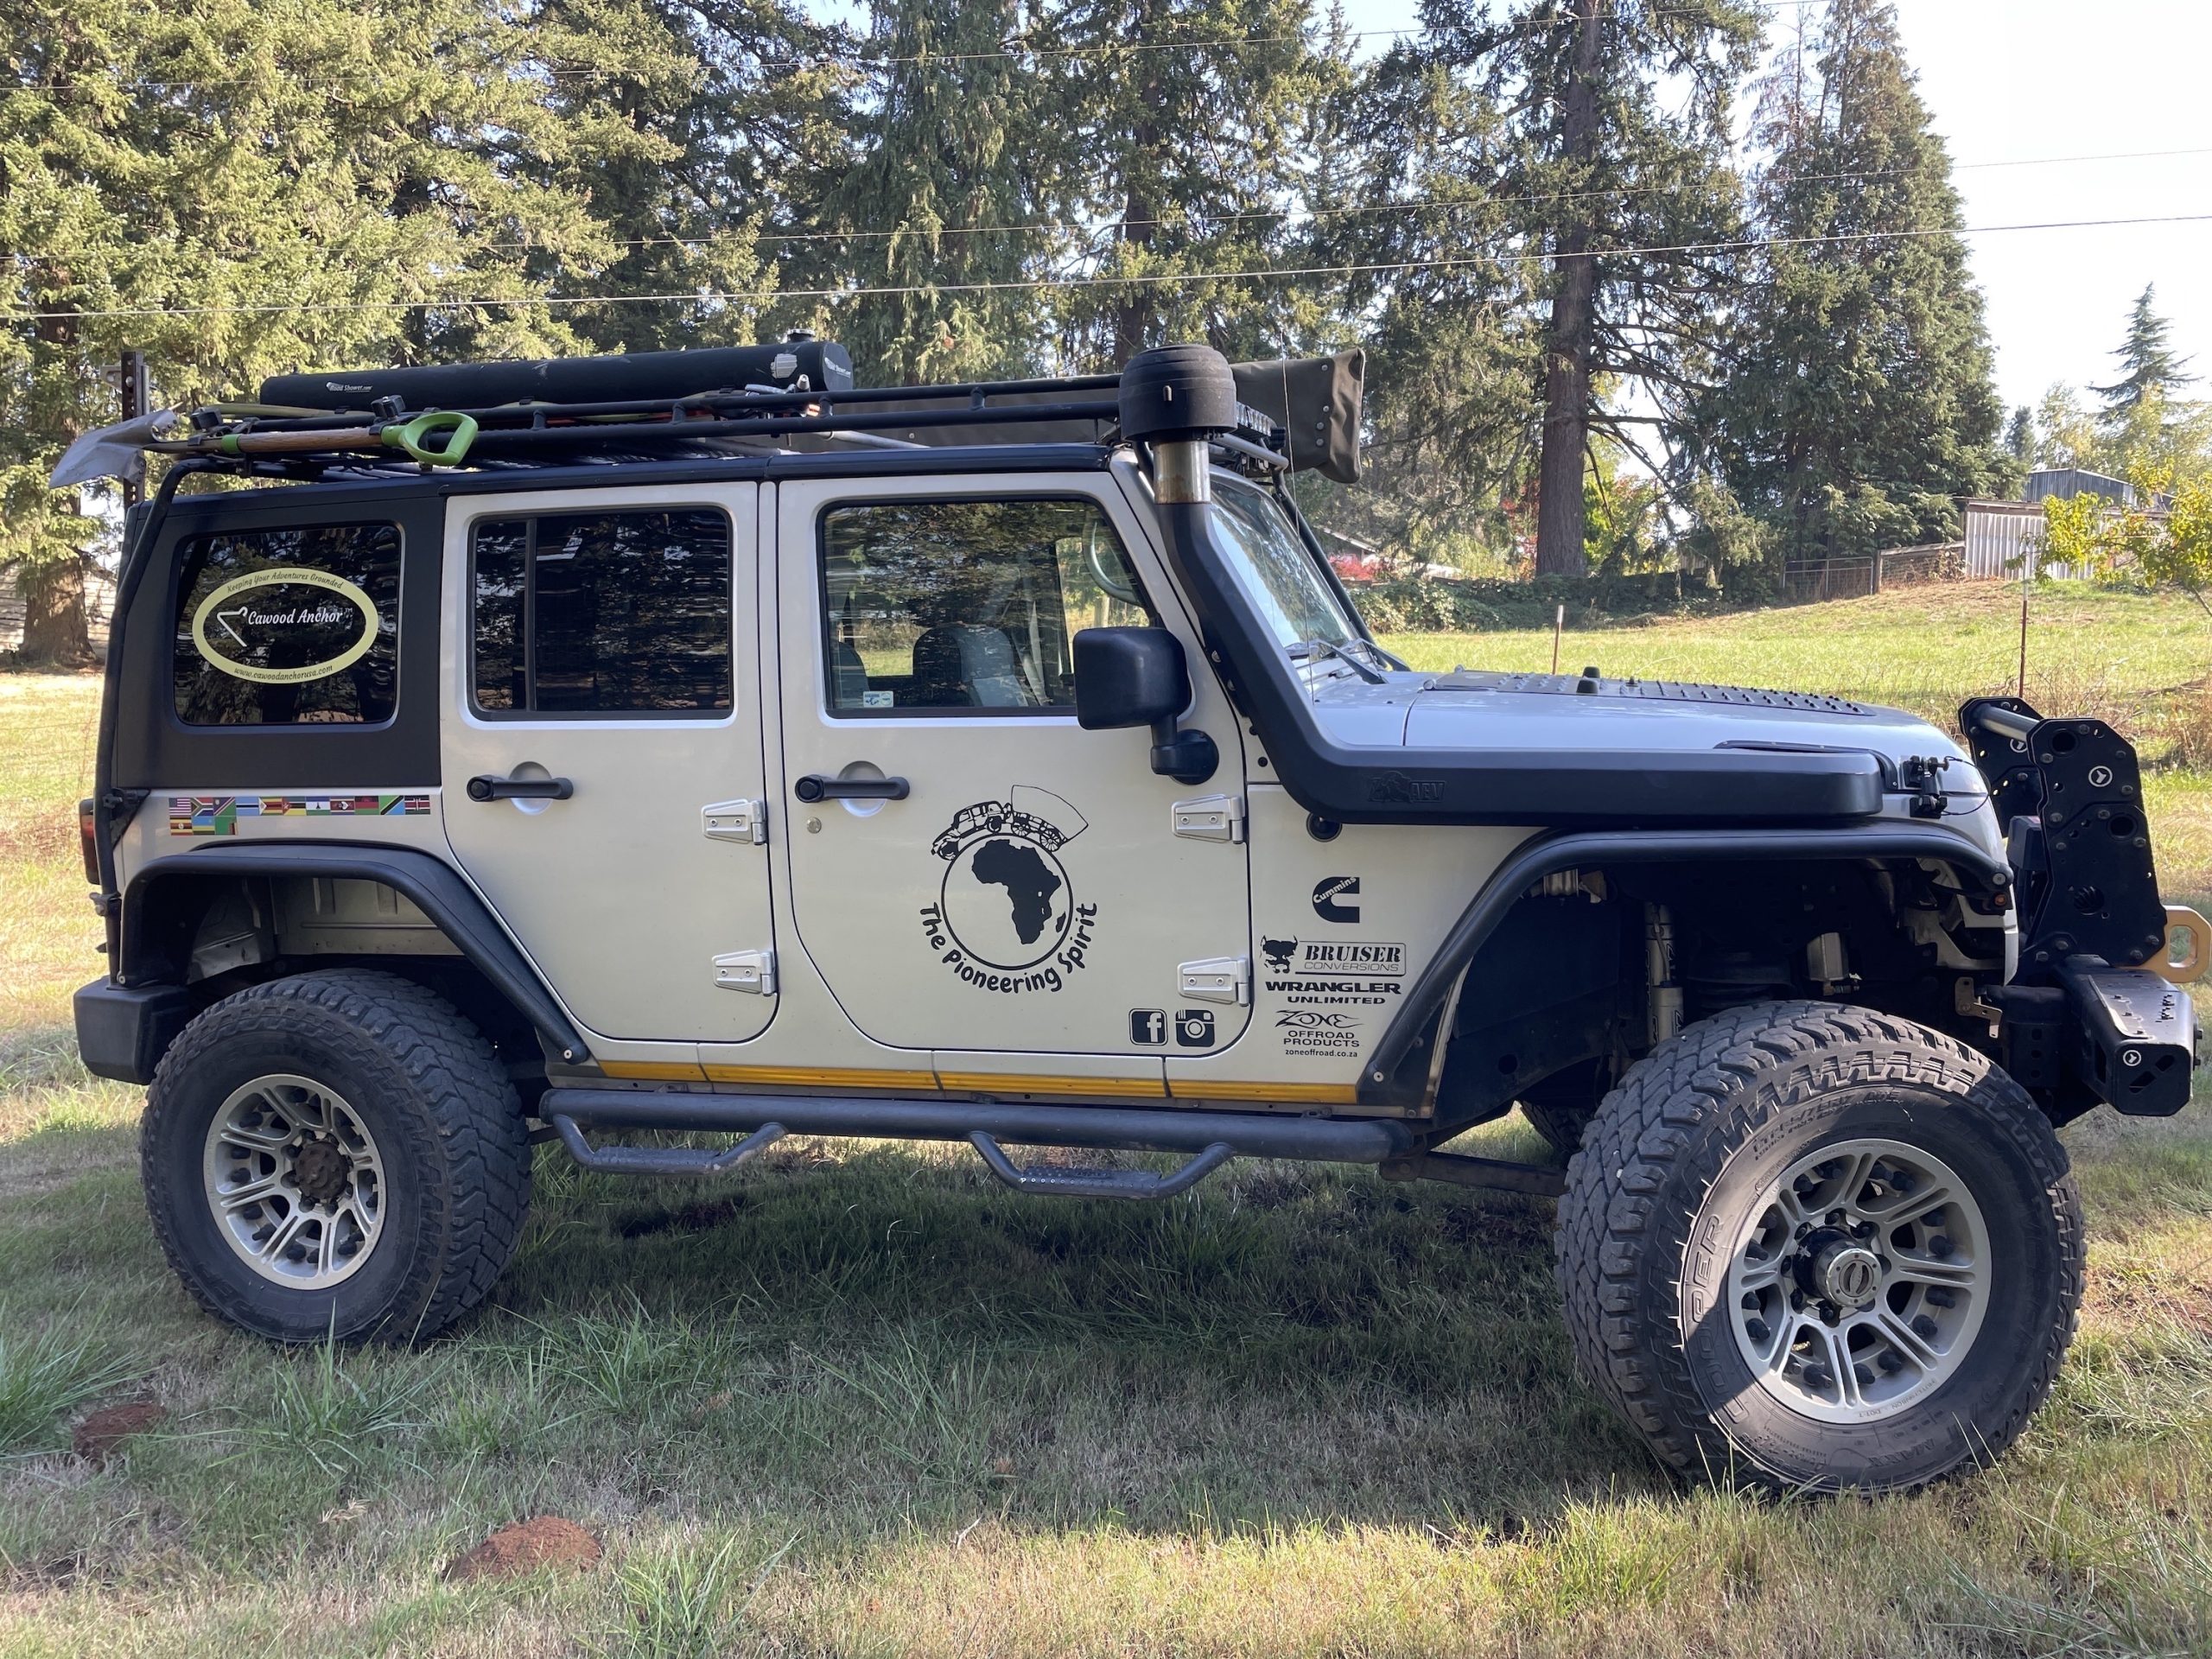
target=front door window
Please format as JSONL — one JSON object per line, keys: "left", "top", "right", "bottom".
{"left": 818, "top": 498, "right": 1153, "bottom": 715}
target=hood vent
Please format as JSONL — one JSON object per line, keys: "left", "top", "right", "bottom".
{"left": 1432, "top": 670, "right": 1871, "bottom": 717}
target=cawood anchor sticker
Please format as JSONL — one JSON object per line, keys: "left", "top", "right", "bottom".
{"left": 920, "top": 785, "right": 1099, "bottom": 995}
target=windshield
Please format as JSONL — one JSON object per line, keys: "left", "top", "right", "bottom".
{"left": 1210, "top": 480, "right": 1363, "bottom": 653}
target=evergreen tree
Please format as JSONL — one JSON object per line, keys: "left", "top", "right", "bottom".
{"left": 532, "top": 0, "right": 850, "bottom": 354}
{"left": 1031, "top": 0, "right": 1332, "bottom": 372}
{"left": 1437, "top": 0, "right": 1760, "bottom": 576}
{"left": 2093, "top": 283, "right": 2192, "bottom": 429}
{"left": 1, "top": 0, "right": 695, "bottom": 660}
{"left": 824, "top": 0, "right": 1044, "bottom": 384}
{"left": 2004, "top": 406, "right": 2033, "bottom": 465}
{"left": 1694, "top": 0, "right": 2007, "bottom": 569}
{"left": 1298, "top": 27, "right": 1540, "bottom": 569}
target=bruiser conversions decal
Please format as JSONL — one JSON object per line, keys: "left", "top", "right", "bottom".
{"left": 920, "top": 785, "right": 1100, "bottom": 995}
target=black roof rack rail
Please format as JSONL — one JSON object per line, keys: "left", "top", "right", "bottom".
{"left": 52, "top": 346, "right": 1362, "bottom": 487}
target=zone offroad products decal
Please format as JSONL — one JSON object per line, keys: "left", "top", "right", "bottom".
{"left": 171, "top": 795, "right": 431, "bottom": 835}
{"left": 189, "top": 566, "right": 378, "bottom": 685}
{"left": 1277, "top": 1008, "right": 1363, "bottom": 1058}
{"left": 919, "top": 785, "right": 1099, "bottom": 995}
{"left": 1261, "top": 935, "right": 1406, "bottom": 1007}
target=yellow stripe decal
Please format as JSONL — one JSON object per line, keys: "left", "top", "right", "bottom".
{"left": 700, "top": 1064, "right": 938, "bottom": 1090}
{"left": 598, "top": 1060, "right": 707, "bottom": 1082}
{"left": 1169, "top": 1080, "right": 1359, "bottom": 1105}
{"left": 938, "top": 1072, "right": 1168, "bottom": 1098}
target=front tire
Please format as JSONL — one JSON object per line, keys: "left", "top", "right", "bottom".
{"left": 1555, "top": 1001, "right": 2082, "bottom": 1492}
{"left": 142, "top": 970, "right": 531, "bottom": 1344}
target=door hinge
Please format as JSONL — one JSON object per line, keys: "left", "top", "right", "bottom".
{"left": 1172, "top": 792, "right": 1245, "bottom": 843}
{"left": 702, "top": 798, "right": 766, "bottom": 845}
{"left": 1178, "top": 956, "right": 1250, "bottom": 1006}
{"left": 712, "top": 948, "right": 776, "bottom": 995}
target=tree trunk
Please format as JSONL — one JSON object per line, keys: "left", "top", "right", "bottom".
{"left": 1109, "top": 0, "right": 1156, "bottom": 366}
{"left": 20, "top": 558, "right": 93, "bottom": 667}
{"left": 1533, "top": 0, "right": 1604, "bottom": 579}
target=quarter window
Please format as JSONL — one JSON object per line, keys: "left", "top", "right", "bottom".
{"left": 819, "top": 498, "right": 1152, "bottom": 715}
{"left": 471, "top": 509, "right": 733, "bottom": 715}
{"left": 173, "top": 522, "right": 400, "bottom": 727}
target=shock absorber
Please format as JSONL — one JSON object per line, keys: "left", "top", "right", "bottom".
{"left": 1646, "top": 903, "right": 1683, "bottom": 1048}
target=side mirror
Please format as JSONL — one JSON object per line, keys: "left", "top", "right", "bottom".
{"left": 1074, "top": 626, "right": 1186, "bottom": 730}
{"left": 1073, "top": 627, "right": 1218, "bottom": 785}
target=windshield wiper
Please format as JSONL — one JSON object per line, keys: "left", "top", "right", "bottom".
{"left": 1287, "top": 637, "right": 1384, "bottom": 684}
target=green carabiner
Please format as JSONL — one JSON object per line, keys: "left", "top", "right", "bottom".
{"left": 383, "top": 410, "right": 480, "bottom": 466}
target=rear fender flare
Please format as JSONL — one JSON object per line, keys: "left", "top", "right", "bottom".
{"left": 119, "top": 842, "right": 590, "bottom": 1065}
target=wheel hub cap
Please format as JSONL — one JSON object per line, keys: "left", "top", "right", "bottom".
{"left": 1814, "top": 1241, "right": 1884, "bottom": 1309}
{"left": 1722, "top": 1138, "right": 1991, "bottom": 1424}
{"left": 201, "top": 1074, "right": 386, "bottom": 1289}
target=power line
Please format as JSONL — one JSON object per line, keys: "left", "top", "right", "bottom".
{"left": 1, "top": 0, "right": 1841, "bottom": 93}
{"left": 12, "top": 210, "right": 2209, "bottom": 324}
{"left": 20, "top": 141, "right": 2207, "bottom": 267}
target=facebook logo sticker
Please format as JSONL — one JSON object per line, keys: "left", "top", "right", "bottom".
{"left": 1128, "top": 1009, "right": 1167, "bottom": 1046}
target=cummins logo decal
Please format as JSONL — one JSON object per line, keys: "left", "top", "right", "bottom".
{"left": 919, "top": 785, "right": 1099, "bottom": 995}
{"left": 1312, "top": 875, "right": 1361, "bottom": 923}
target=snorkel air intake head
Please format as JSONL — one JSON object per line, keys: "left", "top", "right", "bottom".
{"left": 1119, "top": 345, "right": 1238, "bottom": 504}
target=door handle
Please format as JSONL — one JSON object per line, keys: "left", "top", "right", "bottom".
{"left": 467, "top": 774, "right": 575, "bottom": 802}
{"left": 793, "top": 773, "right": 909, "bottom": 804}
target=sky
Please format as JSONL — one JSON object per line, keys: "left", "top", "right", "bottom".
{"left": 1330, "top": 0, "right": 2212, "bottom": 416}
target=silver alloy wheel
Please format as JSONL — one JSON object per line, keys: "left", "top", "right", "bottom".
{"left": 201, "top": 1074, "right": 386, "bottom": 1289}
{"left": 1725, "top": 1138, "right": 1990, "bottom": 1423}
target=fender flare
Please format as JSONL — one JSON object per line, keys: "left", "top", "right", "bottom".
{"left": 1361, "top": 824, "right": 2012, "bottom": 1107}
{"left": 120, "top": 841, "right": 591, "bottom": 1064}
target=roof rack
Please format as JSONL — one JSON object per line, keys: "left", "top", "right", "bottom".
{"left": 50, "top": 345, "right": 1364, "bottom": 488}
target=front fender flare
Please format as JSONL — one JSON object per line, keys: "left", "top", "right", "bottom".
{"left": 1361, "top": 823, "right": 2011, "bottom": 1108}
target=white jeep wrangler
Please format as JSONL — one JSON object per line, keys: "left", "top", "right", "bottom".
{"left": 63, "top": 340, "right": 2203, "bottom": 1493}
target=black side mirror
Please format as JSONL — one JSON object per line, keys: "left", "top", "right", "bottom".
{"left": 1073, "top": 627, "right": 1218, "bottom": 785}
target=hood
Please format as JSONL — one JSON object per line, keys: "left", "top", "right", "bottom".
{"left": 1304, "top": 665, "right": 2005, "bottom": 859}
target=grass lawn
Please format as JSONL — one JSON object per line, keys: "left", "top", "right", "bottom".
{"left": 3, "top": 596, "right": 2212, "bottom": 1656}
{"left": 1380, "top": 582, "right": 2212, "bottom": 894}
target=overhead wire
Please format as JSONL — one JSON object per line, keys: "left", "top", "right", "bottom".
{"left": 14, "top": 143, "right": 2209, "bottom": 265}
{"left": 12, "top": 210, "right": 2212, "bottom": 323}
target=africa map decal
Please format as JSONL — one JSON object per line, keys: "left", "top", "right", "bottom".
{"left": 918, "top": 785, "right": 1100, "bottom": 995}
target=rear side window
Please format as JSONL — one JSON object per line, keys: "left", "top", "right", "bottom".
{"left": 471, "top": 510, "right": 733, "bottom": 715}
{"left": 173, "top": 522, "right": 401, "bottom": 727}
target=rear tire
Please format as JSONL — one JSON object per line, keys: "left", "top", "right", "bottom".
{"left": 1555, "top": 1001, "right": 2082, "bottom": 1492}
{"left": 142, "top": 970, "right": 530, "bottom": 1344}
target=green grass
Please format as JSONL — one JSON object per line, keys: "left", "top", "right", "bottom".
{"left": 1381, "top": 581, "right": 2212, "bottom": 891}
{"left": 4, "top": 593, "right": 2212, "bottom": 1655}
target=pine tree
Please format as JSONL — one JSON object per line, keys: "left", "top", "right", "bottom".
{"left": 2093, "top": 284, "right": 2193, "bottom": 429}
{"left": 824, "top": 0, "right": 1044, "bottom": 384}
{"left": 1297, "top": 27, "right": 1540, "bottom": 568}
{"left": 2, "top": 0, "right": 698, "bottom": 661}
{"left": 1693, "top": 0, "right": 2007, "bottom": 569}
{"left": 531, "top": 0, "right": 849, "bottom": 354}
{"left": 1449, "top": 0, "right": 1761, "bottom": 576}
{"left": 1031, "top": 0, "right": 1332, "bottom": 372}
